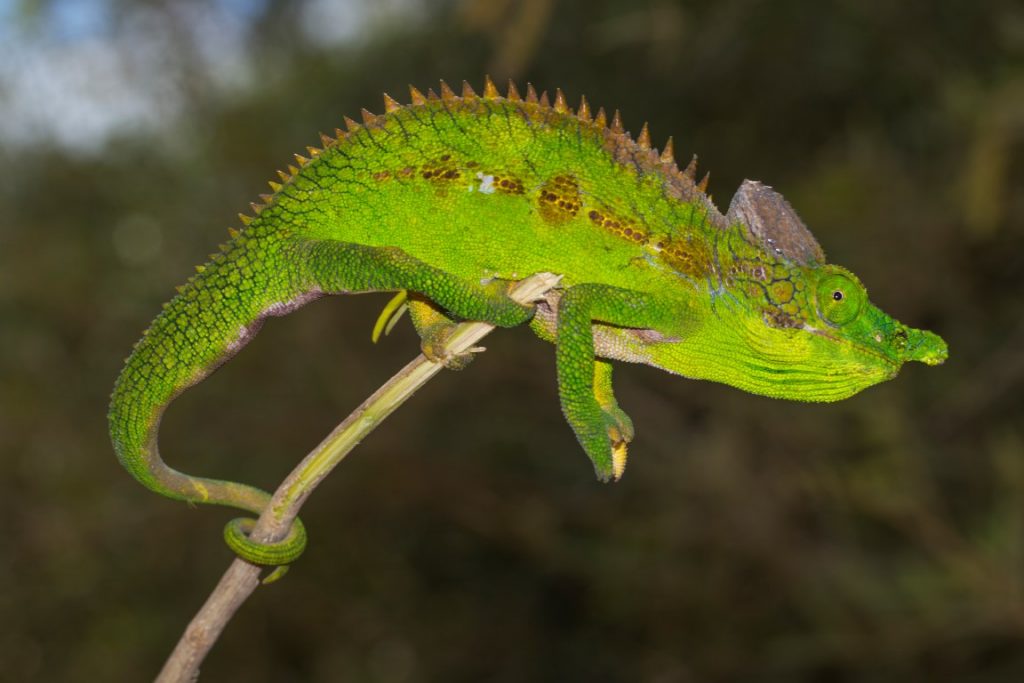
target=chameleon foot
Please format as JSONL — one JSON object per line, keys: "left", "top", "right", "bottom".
{"left": 421, "top": 332, "right": 483, "bottom": 370}
{"left": 612, "top": 441, "right": 628, "bottom": 481}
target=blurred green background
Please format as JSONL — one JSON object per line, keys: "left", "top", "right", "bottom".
{"left": 2, "top": 0, "right": 1023, "bottom": 680}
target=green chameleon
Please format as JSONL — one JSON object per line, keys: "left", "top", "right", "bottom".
{"left": 108, "top": 78, "right": 947, "bottom": 572}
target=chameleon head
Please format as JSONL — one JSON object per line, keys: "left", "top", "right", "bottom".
{"left": 683, "top": 270, "right": 946, "bottom": 402}
{"left": 643, "top": 181, "right": 947, "bottom": 402}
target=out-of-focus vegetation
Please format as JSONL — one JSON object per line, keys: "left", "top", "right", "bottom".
{"left": 2, "top": 0, "right": 1023, "bottom": 680}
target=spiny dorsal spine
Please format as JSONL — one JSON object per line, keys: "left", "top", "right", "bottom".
{"left": 231, "top": 77, "right": 715, "bottom": 238}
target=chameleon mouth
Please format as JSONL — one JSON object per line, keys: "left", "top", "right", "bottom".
{"left": 801, "top": 323, "right": 901, "bottom": 374}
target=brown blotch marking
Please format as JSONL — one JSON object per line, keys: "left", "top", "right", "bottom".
{"left": 537, "top": 175, "right": 582, "bottom": 225}
{"left": 398, "top": 166, "right": 415, "bottom": 178}
{"left": 475, "top": 171, "right": 525, "bottom": 195}
{"left": 493, "top": 175, "right": 525, "bottom": 194}
{"left": 421, "top": 155, "right": 462, "bottom": 183}
{"left": 763, "top": 307, "right": 803, "bottom": 329}
{"left": 587, "top": 208, "right": 649, "bottom": 244}
{"left": 373, "top": 170, "right": 392, "bottom": 182}
{"left": 659, "top": 236, "right": 713, "bottom": 279}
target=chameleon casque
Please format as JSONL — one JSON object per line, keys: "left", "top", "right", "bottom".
{"left": 108, "top": 78, "right": 948, "bottom": 571}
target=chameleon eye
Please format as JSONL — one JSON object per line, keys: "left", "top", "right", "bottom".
{"left": 816, "top": 273, "right": 863, "bottom": 326}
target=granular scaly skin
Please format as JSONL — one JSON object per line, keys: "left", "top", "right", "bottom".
{"left": 109, "top": 78, "right": 948, "bottom": 569}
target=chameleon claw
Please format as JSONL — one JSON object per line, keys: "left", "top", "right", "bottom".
{"left": 603, "top": 412, "right": 633, "bottom": 481}
{"left": 611, "top": 440, "right": 628, "bottom": 481}
{"left": 422, "top": 341, "right": 478, "bottom": 370}
{"left": 372, "top": 290, "right": 409, "bottom": 342}
{"left": 424, "top": 335, "right": 488, "bottom": 368}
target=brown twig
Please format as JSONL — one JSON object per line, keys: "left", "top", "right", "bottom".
{"left": 155, "top": 273, "right": 561, "bottom": 682}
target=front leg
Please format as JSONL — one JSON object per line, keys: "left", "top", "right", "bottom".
{"left": 556, "top": 284, "right": 692, "bottom": 481}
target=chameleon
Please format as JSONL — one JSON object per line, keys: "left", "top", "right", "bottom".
{"left": 108, "top": 77, "right": 948, "bottom": 573}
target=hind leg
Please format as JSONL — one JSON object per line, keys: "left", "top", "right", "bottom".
{"left": 302, "top": 240, "right": 535, "bottom": 329}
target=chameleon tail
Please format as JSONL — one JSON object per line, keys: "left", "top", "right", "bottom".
{"left": 124, "top": 428, "right": 306, "bottom": 568}
{"left": 109, "top": 234, "right": 531, "bottom": 571}
{"left": 108, "top": 238, "right": 310, "bottom": 570}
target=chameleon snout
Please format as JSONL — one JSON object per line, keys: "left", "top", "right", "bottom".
{"left": 903, "top": 327, "right": 948, "bottom": 366}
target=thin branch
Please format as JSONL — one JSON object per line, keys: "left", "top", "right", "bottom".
{"left": 156, "top": 273, "right": 561, "bottom": 682}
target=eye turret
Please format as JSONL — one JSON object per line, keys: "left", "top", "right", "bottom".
{"left": 815, "top": 272, "right": 864, "bottom": 326}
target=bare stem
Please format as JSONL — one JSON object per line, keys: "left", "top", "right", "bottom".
{"left": 156, "top": 273, "right": 561, "bottom": 682}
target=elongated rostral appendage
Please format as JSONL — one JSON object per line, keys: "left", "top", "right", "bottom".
{"left": 903, "top": 327, "right": 948, "bottom": 366}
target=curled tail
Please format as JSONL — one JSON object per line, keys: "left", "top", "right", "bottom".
{"left": 108, "top": 235, "right": 316, "bottom": 571}
{"left": 110, "top": 230, "right": 536, "bottom": 573}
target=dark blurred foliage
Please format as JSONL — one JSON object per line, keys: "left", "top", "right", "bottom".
{"left": 2, "top": 0, "right": 1023, "bottom": 680}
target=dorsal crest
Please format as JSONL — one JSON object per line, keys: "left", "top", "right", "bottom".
{"left": 726, "top": 180, "right": 825, "bottom": 265}
{"left": 252, "top": 78, "right": 730, "bottom": 233}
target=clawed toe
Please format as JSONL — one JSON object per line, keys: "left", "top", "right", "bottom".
{"left": 421, "top": 338, "right": 480, "bottom": 370}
